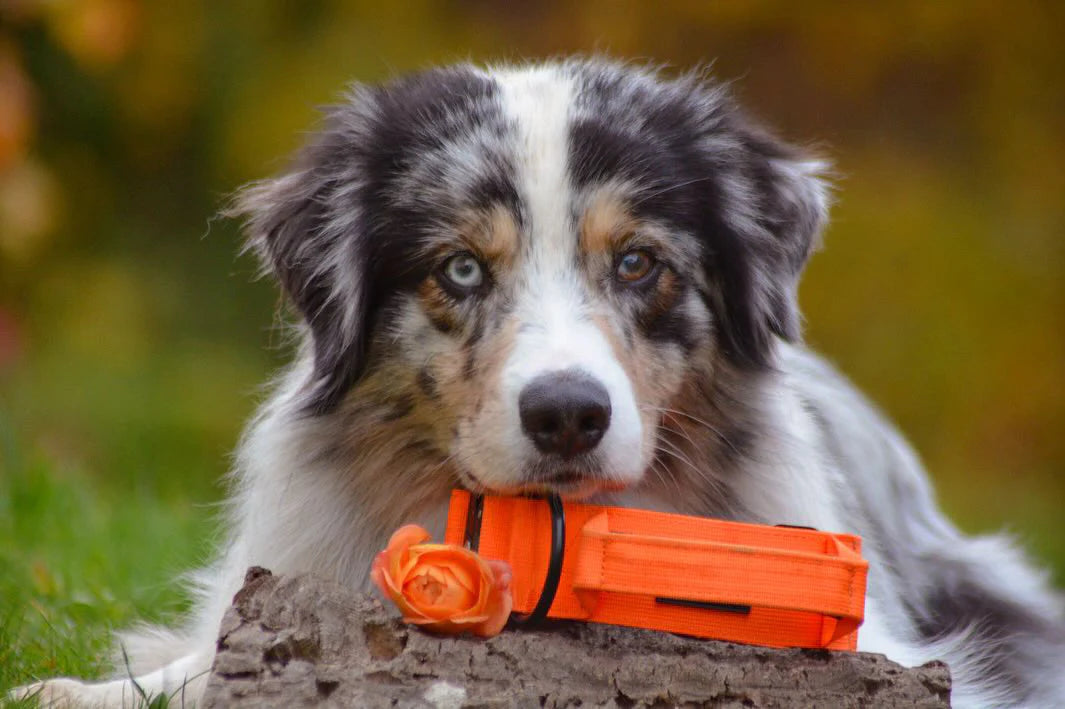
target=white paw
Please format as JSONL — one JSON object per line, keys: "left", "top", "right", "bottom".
{"left": 10, "top": 679, "right": 75, "bottom": 707}
{"left": 7, "top": 678, "right": 123, "bottom": 708}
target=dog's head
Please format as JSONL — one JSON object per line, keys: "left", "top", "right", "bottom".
{"left": 235, "top": 60, "right": 828, "bottom": 500}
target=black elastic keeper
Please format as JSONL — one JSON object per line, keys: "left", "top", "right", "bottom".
{"left": 511, "top": 493, "right": 565, "bottom": 625}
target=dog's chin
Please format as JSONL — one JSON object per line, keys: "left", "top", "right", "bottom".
{"left": 465, "top": 470, "right": 632, "bottom": 502}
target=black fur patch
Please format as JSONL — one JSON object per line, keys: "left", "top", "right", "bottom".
{"left": 424, "top": 308, "right": 460, "bottom": 336}
{"left": 381, "top": 394, "right": 416, "bottom": 422}
{"left": 912, "top": 576, "right": 1065, "bottom": 703}
{"left": 416, "top": 367, "right": 439, "bottom": 399}
{"left": 638, "top": 305, "right": 697, "bottom": 351}
{"left": 693, "top": 372, "right": 762, "bottom": 466}
{"left": 634, "top": 269, "right": 698, "bottom": 351}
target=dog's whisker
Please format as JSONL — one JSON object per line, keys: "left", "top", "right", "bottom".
{"left": 642, "top": 404, "right": 742, "bottom": 456}
{"left": 652, "top": 441, "right": 706, "bottom": 483}
{"left": 648, "top": 459, "right": 686, "bottom": 500}
{"left": 652, "top": 438, "right": 726, "bottom": 497}
{"left": 630, "top": 175, "right": 716, "bottom": 207}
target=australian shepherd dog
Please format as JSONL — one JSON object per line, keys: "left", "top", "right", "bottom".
{"left": 16, "top": 59, "right": 1065, "bottom": 708}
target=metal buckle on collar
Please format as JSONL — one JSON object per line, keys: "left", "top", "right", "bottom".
{"left": 463, "top": 492, "right": 565, "bottom": 625}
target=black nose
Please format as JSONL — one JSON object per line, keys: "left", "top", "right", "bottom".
{"left": 519, "top": 370, "right": 612, "bottom": 459}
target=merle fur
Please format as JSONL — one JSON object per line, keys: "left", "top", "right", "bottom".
{"left": 569, "top": 66, "right": 821, "bottom": 367}
{"left": 238, "top": 66, "right": 518, "bottom": 414}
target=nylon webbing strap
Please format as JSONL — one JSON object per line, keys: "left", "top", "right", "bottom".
{"left": 444, "top": 490, "right": 868, "bottom": 650}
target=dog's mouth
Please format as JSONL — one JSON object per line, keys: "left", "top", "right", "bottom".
{"left": 539, "top": 469, "right": 585, "bottom": 487}
{"left": 461, "top": 467, "right": 630, "bottom": 501}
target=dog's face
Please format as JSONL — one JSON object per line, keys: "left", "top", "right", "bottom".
{"left": 237, "top": 60, "right": 827, "bottom": 500}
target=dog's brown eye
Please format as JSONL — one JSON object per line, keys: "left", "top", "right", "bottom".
{"left": 440, "top": 252, "right": 485, "bottom": 291}
{"left": 615, "top": 249, "right": 656, "bottom": 283}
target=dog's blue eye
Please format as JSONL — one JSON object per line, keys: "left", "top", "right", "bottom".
{"left": 441, "top": 253, "right": 484, "bottom": 290}
{"left": 616, "top": 249, "right": 656, "bottom": 283}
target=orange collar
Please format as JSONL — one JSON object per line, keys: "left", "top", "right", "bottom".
{"left": 444, "top": 490, "right": 868, "bottom": 650}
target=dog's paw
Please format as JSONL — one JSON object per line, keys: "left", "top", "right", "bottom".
{"left": 7, "top": 678, "right": 108, "bottom": 708}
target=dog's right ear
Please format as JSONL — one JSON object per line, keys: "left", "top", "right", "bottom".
{"left": 231, "top": 160, "right": 370, "bottom": 416}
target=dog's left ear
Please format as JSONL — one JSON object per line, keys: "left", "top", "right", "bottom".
{"left": 230, "top": 138, "right": 371, "bottom": 416}
{"left": 711, "top": 127, "right": 830, "bottom": 368}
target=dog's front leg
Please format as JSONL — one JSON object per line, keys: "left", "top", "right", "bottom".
{"left": 9, "top": 650, "right": 211, "bottom": 708}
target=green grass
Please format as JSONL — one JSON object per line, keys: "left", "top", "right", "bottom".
{"left": 0, "top": 447, "right": 217, "bottom": 706}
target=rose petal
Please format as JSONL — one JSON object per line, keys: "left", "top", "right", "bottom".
{"left": 413, "top": 550, "right": 481, "bottom": 596}
{"left": 485, "top": 559, "right": 513, "bottom": 590}
{"left": 463, "top": 558, "right": 503, "bottom": 614}
{"left": 435, "top": 567, "right": 478, "bottom": 608}
{"left": 402, "top": 566, "right": 477, "bottom": 620}
{"left": 370, "top": 551, "right": 390, "bottom": 595}
{"left": 388, "top": 525, "right": 433, "bottom": 550}
{"left": 402, "top": 569, "right": 453, "bottom": 617}
{"left": 475, "top": 559, "right": 515, "bottom": 636}
{"left": 405, "top": 613, "right": 490, "bottom": 629}
{"left": 397, "top": 605, "right": 437, "bottom": 624}
{"left": 386, "top": 525, "right": 432, "bottom": 579}
{"left": 472, "top": 581, "right": 513, "bottom": 637}
{"left": 383, "top": 575, "right": 436, "bottom": 623}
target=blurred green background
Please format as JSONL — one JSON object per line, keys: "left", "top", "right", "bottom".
{"left": 1, "top": 0, "right": 1062, "bottom": 687}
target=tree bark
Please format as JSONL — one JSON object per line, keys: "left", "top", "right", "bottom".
{"left": 202, "top": 567, "right": 951, "bottom": 708}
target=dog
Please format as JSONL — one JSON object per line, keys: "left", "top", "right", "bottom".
{"left": 15, "top": 58, "right": 1065, "bottom": 708}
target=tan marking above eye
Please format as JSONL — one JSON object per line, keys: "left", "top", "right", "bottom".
{"left": 452, "top": 204, "right": 520, "bottom": 266}
{"left": 484, "top": 204, "right": 519, "bottom": 262}
{"left": 580, "top": 190, "right": 635, "bottom": 255}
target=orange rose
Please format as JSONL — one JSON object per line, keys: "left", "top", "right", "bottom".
{"left": 371, "top": 524, "right": 513, "bottom": 637}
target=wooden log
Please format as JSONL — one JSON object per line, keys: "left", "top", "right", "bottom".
{"left": 202, "top": 567, "right": 951, "bottom": 708}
